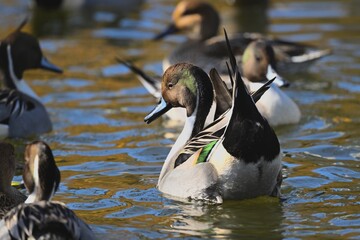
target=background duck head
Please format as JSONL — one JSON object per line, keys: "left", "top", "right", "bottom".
{"left": 23, "top": 141, "right": 61, "bottom": 203}
{"left": 154, "top": 0, "right": 220, "bottom": 41}
{"left": 0, "top": 19, "right": 62, "bottom": 93}
{"left": 242, "top": 39, "right": 288, "bottom": 87}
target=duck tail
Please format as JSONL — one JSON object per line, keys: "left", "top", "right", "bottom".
{"left": 251, "top": 77, "right": 275, "bottom": 103}
{"left": 116, "top": 58, "right": 161, "bottom": 98}
{"left": 220, "top": 29, "right": 279, "bottom": 160}
{"left": 223, "top": 29, "right": 260, "bottom": 121}
{"left": 209, "top": 68, "right": 232, "bottom": 117}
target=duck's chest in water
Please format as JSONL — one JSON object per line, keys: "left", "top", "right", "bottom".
{"left": 208, "top": 143, "right": 282, "bottom": 199}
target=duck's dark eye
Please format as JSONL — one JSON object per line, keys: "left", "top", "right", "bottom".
{"left": 168, "top": 83, "right": 174, "bottom": 89}
{"left": 255, "top": 56, "right": 262, "bottom": 62}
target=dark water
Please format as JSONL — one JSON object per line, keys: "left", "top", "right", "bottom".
{"left": 1, "top": 0, "right": 360, "bottom": 239}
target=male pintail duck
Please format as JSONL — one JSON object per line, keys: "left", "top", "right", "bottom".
{"left": 0, "top": 141, "right": 95, "bottom": 240}
{"left": 0, "top": 142, "right": 27, "bottom": 218}
{"left": 154, "top": 0, "right": 331, "bottom": 75}
{"left": 0, "top": 19, "right": 63, "bottom": 138}
{"left": 118, "top": 37, "right": 300, "bottom": 126}
{"left": 144, "top": 31, "right": 282, "bottom": 203}
{"left": 241, "top": 39, "right": 301, "bottom": 126}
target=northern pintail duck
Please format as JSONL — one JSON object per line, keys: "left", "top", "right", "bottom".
{"left": 241, "top": 39, "right": 301, "bottom": 126}
{"left": 0, "top": 141, "right": 95, "bottom": 239}
{"left": 0, "top": 142, "right": 27, "bottom": 218}
{"left": 154, "top": 0, "right": 331, "bottom": 75}
{"left": 144, "top": 32, "right": 282, "bottom": 203}
{"left": 0, "top": 20, "right": 63, "bottom": 138}
{"left": 118, "top": 37, "right": 300, "bottom": 126}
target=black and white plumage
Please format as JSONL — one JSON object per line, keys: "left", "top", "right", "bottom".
{"left": 0, "top": 201, "right": 94, "bottom": 240}
{"left": 0, "top": 19, "right": 62, "bottom": 138}
{"left": 0, "top": 141, "right": 95, "bottom": 240}
{"left": 119, "top": 38, "right": 300, "bottom": 126}
{"left": 145, "top": 30, "right": 282, "bottom": 203}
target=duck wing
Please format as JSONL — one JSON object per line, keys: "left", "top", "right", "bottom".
{"left": 2, "top": 201, "right": 95, "bottom": 240}
{"left": 0, "top": 90, "right": 52, "bottom": 138}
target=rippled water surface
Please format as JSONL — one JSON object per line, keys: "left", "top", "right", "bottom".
{"left": 1, "top": 0, "right": 360, "bottom": 239}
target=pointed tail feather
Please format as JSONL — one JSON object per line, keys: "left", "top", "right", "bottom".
{"left": 221, "top": 29, "right": 280, "bottom": 161}
{"left": 209, "top": 68, "right": 232, "bottom": 116}
{"left": 251, "top": 77, "right": 275, "bottom": 103}
{"left": 116, "top": 58, "right": 161, "bottom": 98}
{"left": 224, "top": 29, "right": 238, "bottom": 77}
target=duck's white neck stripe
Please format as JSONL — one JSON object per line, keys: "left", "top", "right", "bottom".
{"left": 25, "top": 154, "right": 40, "bottom": 203}
{"left": 158, "top": 95, "right": 199, "bottom": 182}
{"left": 6, "top": 45, "right": 40, "bottom": 101}
{"left": 205, "top": 100, "right": 216, "bottom": 127}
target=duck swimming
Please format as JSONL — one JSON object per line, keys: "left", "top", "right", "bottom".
{"left": 0, "top": 141, "right": 95, "bottom": 240}
{"left": 119, "top": 37, "right": 300, "bottom": 126}
{"left": 0, "top": 19, "right": 63, "bottom": 138}
{"left": 144, "top": 31, "right": 282, "bottom": 203}
{"left": 154, "top": 0, "right": 331, "bottom": 75}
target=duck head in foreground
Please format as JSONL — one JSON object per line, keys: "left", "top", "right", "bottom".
{"left": 146, "top": 31, "right": 282, "bottom": 203}
{"left": 0, "top": 19, "right": 63, "bottom": 138}
{"left": 0, "top": 141, "right": 95, "bottom": 240}
{"left": 145, "top": 63, "right": 217, "bottom": 179}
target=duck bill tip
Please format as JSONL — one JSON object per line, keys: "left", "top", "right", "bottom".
{"left": 144, "top": 98, "right": 172, "bottom": 124}
{"left": 266, "top": 65, "right": 289, "bottom": 88}
{"left": 40, "top": 57, "right": 63, "bottom": 74}
{"left": 153, "top": 24, "right": 178, "bottom": 41}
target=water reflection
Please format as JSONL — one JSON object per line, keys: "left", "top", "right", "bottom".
{"left": 166, "top": 197, "right": 284, "bottom": 239}
{"left": 31, "top": 8, "right": 71, "bottom": 36}
{"left": 1, "top": 0, "right": 360, "bottom": 239}
{"left": 30, "top": 0, "right": 144, "bottom": 37}
{"left": 232, "top": 0, "right": 269, "bottom": 33}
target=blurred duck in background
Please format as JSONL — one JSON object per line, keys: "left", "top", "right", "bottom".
{"left": 0, "top": 19, "right": 63, "bottom": 139}
{"left": 0, "top": 141, "right": 95, "bottom": 240}
{"left": 154, "top": 0, "right": 331, "bottom": 75}
{"left": 119, "top": 37, "right": 301, "bottom": 126}
{"left": 0, "top": 142, "right": 26, "bottom": 219}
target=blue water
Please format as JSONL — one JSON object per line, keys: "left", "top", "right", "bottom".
{"left": 1, "top": 0, "right": 360, "bottom": 239}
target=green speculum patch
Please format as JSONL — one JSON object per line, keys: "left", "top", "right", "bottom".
{"left": 196, "top": 140, "right": 218, "bottom": 164}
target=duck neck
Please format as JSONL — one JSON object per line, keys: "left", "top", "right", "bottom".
{"left": 0, "top": 44, "right": 40, "bottom": 100}
{"left": 25, "top": 154, "right": 59, "bottom": 203}
{"left": 158, "top": 72, "right": 214, "bottom": 182}
{"left": 189, "top": 69, "right": 215, "bottom": 138}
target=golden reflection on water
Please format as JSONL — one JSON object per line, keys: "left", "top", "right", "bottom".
{"left": 0, "top": 0, "right": 360, "bottom": 239}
